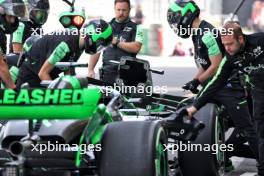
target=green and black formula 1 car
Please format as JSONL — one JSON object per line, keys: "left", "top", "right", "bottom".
{"left": 0, "top": 57, "right": 254, "bottom": 176}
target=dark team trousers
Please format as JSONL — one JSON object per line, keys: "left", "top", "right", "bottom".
{"left": 252, "top": 89, "right": 264, "bottom": 176}
{"left": 209, "top": 88, "right": 259, "bottom": 161}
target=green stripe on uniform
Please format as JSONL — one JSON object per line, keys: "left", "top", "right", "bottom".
{"left": 12, "top": 22, "right": 25, "bottom": 43}
{"left": 202, "top": 32, "right": 221, "bottom": 56}
{"left": 198, "top": 57, "right": 227, "bottom": 98}
{"left": 48, "top": 42, "right": 70, "bottom": 65}
{"left": 238, "top": 100, "right": 247, "bottom": 105}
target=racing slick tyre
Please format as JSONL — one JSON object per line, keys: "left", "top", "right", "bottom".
{"left": 99, "top": 121, "right": 169, "bottom": 176}
{"left": 178, "top": 103, "right": 225, "bottom": 176}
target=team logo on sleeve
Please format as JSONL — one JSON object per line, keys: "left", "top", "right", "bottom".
{"left": 123, "top": 27, "right": 132, "bottom": 32}
{"left": 196, "top": 57, "right": 208, "bottom": 65}
{"left": 244, "top": 64, "right": 264, "bottom": 74}
{"left": 253, "top": 46, "right": 263, "bottom": 58}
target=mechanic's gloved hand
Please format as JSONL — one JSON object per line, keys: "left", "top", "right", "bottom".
{"left": 182, "top": 78, "right": 200, "bottom": 94}
{"left": 163, "top": 108, "right": 205, "bottom": 141}
{"left": 164, "top": 108, "right": 188, "bottom": 124}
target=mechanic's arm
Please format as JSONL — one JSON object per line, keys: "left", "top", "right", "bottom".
{"left": 187, "top": 57, "right": 233, "bottom": 116}
{"left": 197, "top": 32, "right": 223, "bottom": 83}
{"left": 12, "top": 43, "right": 23, "bottom": 54}
{"left": 116, "top": 25, "right": 143, "bottom": 53}
{"left": 0, "top": 55, "right": 16, "bottom": 89}
{"left": 88, "top": 53, "right": 100, "bottom": 78}
{"left": 117, "top": 41, "right": 142, "bottom": 53}
{"left": 194, "top": 67, "right": 205, "bottom": 80}
{"left": 38, "top": 42, "right": 70, "bottom": 80}
{"left": 11, "top": 22, "right": 25, "bottom": 54}
{"left": 38, "top": 61, "right": 54, "bottom": 80}
{"left": 197, "top": 54, "right": 222, "bottom": 83}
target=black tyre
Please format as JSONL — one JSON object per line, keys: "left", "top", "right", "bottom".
{"left": 178, "top": 104, "right": 225, "bottom": 176}
{"left": 99, "top": 121, "right": 168, "bottom": 176}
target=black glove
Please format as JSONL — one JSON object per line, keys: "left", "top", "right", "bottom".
{"left": 163, "top": 108, "right": 205, "bottom": 141}
{"left": 163, "top": 108, "right": 188, "bottom": 127}
{"left": 182, "top": 79, "right": 200, "bottom": 94}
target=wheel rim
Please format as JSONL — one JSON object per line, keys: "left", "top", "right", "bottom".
{"left": 155, "top": 128, "right": 168, "bottom": 176}
{"left": 215, "top": 116, "right": 225, "bottom": 176}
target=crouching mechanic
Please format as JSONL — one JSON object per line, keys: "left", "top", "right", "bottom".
{"left": 16, "top": 19, "right": 113, "bottom": 88}
{"left": 167, "top": 0, "right": 259, "bottom": 171}
{"left": 186, "top": 22, "right": 264, "bottom": 176}
{"left": 0, "top": 0, "right": 28, "bottom": 89}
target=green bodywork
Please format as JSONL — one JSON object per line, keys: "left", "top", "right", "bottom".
{"left": 0, "top": 88, "right": 101, "bottom": 119}
{"left": 147, "top": 104, "right": 165, "bottom": 113}
{"left": 75, "top": 104, "right": 113, "bottom": 167}
{"left": 0, "top": 85, "right": 114, "bottom": 168}
{"left": 0, "top": 73, "right": 169, "bottom": 171}
{"left": 57, "top": 75, "right": 82, "bottom": 89}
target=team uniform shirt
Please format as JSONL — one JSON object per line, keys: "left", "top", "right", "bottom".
{"left": 9, "top": 20, "right": 42, "bottom": 53}
{"left": 22, "top": 32, "right": 81, "bottom": 79}
{"left": 102, "top": 18, "right": 143, "bottom": 72}
{"left": 192, "top": 20, "right": 243, "bottom": 88}
{"left": 194, "top": 33, "right": 264, "bottom": 109}
{"left": 192, "top": 20, "right": 225, "bottom": 71}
